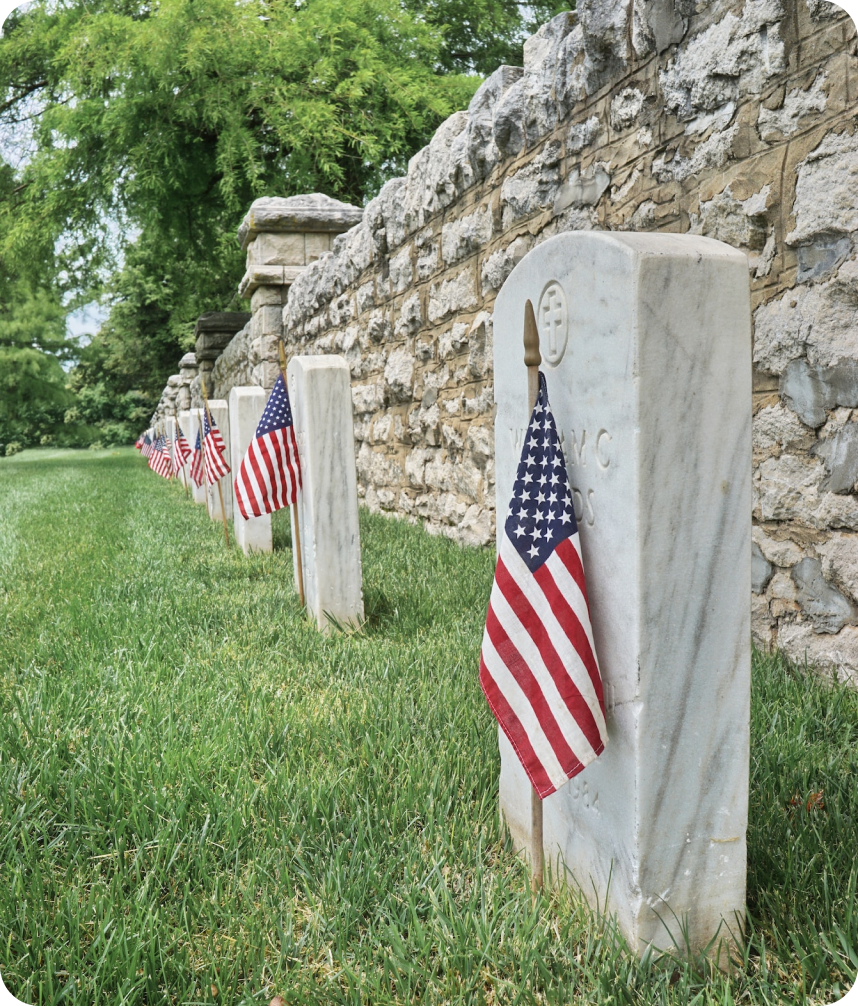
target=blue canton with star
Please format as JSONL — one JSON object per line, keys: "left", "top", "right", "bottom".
{"left": 255, "top": 373, "right": 294, "bottom": 438}
{"left": 505, "top": 372, "right": 578, "bottom": 573}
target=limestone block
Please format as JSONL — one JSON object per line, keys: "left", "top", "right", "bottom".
{"left": 780, "top": 358, "right": 858, "bottom": 428}
{"left": 428, "top": 268, "right": 477, "bottom": 323}
{"left": 389, "top": 246, "right": 413, "bottom": 293}
{"left": 204, "top": 400, "right": 232, "bottom": 523}
{"left": 568, "top": 115, "right": 601, "bottom": 153}
{"left": 787, "top": 131, "right": 858, "bottom": 246}
{"left": 610, "top": 87, "right": 645, "bottom": 131}
{"left": 752, "top": 526, "right": 804, "bottom": 568}
{"left": 228, "top": 386, "right": 273, "bottom": 554}
{"left": 792, "top": 556, "right": 856, "bottom": 633}
{"left": 247, "top": 232, "right": 306, "bottom": 268}
{"left": 659, "top": 4, "right": 785, "bottom": 122}
{"left": 501, "top": 141, "right": 562, "bottom": 228}
{"left": 462, "top": 65, "right": 523, "bottom": 180}
{"left": 494, "top": 231, "right": 751, "bottom": 958}
{"left": 778, "top": 621, "right": 858, "bottom": 683}
{"left": 752, "top": 542, "right": 774, "bottom": 593}
{"left": 441, "top": 206, "right": 493, "bottom": 264}
{"left": 817, "top": 533, "right": 858, "bottom": 603}
{"left": 384, "top": 348, "right": 415, "bottom": 401}
{"left": 813, "top": 423, "right": 858, "bottom": 493}
{"left": 287, "top": 356, "right": 364, "bottom": 631}
{"left": 481, "top": 237, "right": 530, "bottom": 295}
{"left": 238, "top": 194, "right": 364, "bottom": 249}
{"left": 757, "top": 72, "right": 827, "bottom": 141}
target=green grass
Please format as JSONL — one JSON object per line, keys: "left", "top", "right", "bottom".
{"left": 0, "top": 447, "right": 856, "bottom": 1006}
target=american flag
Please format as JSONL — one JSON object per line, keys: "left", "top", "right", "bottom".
{"left": 202, "top": 409, "right": 230, "bottom": 485}
{"left": 141, "top": 432, "right": 153, "bottom": 458}
{"left": 134, "top": 434, "right": 144, "bottom": 451}
{"left": 148, "top": 434, "right": 173, "bottom": 479}
{"left": 479, "top": 372, "right": 607, "bottom": 800}
{"left": 233, "top": 374, "right": 302, "bottom": 519}
{"left": 173, "top": 423, "right": 192, "bottom": 475}
{"left": 190, "top": 430, "right": 205, "bottom": 487}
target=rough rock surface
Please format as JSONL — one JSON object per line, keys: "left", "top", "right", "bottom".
{"left": 153, "top": 0, "right": 858, "bottom": 676}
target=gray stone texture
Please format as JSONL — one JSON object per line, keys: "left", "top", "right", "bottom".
{"left": 152, "top": 0, "right": 858, "bottom": 677}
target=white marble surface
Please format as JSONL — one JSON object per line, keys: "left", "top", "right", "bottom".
{"left": 494, "top": 231, "right": 751, "bottom": 958}
{"left": 287, "top": 356, "right": 364, "bottom": 631}
{"left": 228, "top": 387, "right": 273, "bottom": 554}
{"left": 182, "top": 410, "right": 208, "bottom": 505}
{"left": 205, "top": 400, "right": 232, "bottom": 523}
{"left": 175, "top": 411, "right": 193, "bottom": 494}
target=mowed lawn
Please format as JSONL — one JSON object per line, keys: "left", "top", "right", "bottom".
{"left": 0, "top": 448, "right": 856, "bottom": 1006}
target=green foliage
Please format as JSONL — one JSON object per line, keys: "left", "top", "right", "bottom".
{"left": 1, "top": 450, "right": 857, "bottom": 1005}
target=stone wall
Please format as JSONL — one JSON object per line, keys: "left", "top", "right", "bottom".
{"left": 276, "top": 0, "right": 858, "bottom": 675}
{"left": 152, "top": 0, "right": 858, "bottom": 677}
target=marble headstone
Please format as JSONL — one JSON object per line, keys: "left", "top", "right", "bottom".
{"left": 204, "top": 400, "right": 232, "bottom": 523}
{"left": 286, "top": 356, "right": 364, "bottom": 631}
{"left": 182, "top": 410, "right": 207, "bottom": 505}
{"left": 176, "top": 410, "right": 194, "bottom": 494}
{"left": 493, "top": 231, "right": 751, "bottom": 958}
{"left": 228, "top": 386, "right": 273, "bottom": 554}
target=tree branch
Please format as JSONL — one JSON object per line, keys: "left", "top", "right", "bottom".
{"left": 0, "top": 80, "right": 48, "bottom": 117}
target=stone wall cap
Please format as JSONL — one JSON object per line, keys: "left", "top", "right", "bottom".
{"left": 194, "top": 312, "right": 252, "bottom": 337}
{"left": 179, "top": 352, "right": 197, "bottom": 368}
{"left": 239, "top": 264, "right": 306, "bottom": 299}
{"left": 238, "top": 194, "right": 364, "bottom": 249}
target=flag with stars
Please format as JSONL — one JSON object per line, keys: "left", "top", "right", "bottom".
{"left": 202, "top": 409, "right": 230, "bottom": 485}
{"left": 479, "top": 372, "right": 607, "bottom": 800}
{"left": 141, "top": 432, "right": 153, "bottom": 458}
{"left": 173, "top": 423, "right": 192, "bottom": 476}
{"left": 189, "top": 430, "right": 205, "bottom": 487}
{"left": 233, "top": 373, "right": 301, "bottom": 519}
{"left": 148, "top": 434, "right": 173, "bottom": 479}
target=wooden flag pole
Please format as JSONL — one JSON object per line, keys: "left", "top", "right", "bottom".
{"left": 278, "top": 340, "right": 305, "bottom": 609}
{"left": 201, "top": 380, "right": 230, "bottom": 548}
{"left": 523, "top": 298, "right": 545, "bottom": 893}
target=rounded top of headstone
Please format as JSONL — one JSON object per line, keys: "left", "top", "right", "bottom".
{"left": 238, "top": 194, "right": 364, "bottom": 249}
{"left": 179, "top": 352, "right": 197, "bottom": 369}
{"left": 194, "top": 311, "right": 252, "bottom": 338}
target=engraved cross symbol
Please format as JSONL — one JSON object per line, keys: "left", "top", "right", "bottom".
{"left": 541, "top": 287, "right": 564, "bottom": 356}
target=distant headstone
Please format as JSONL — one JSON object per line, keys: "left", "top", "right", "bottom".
{"left": 493, "top": 231, "right": 751, "bottom": 959}
{"left": 228, "top": 386, "right": 273, "bottom": 554}
{"left": 204, "top": 400, "right": 232, "bottom": 523}
{"left": 181, "top": 410, "right": 207, "bottom": 505}
{"left": 286, "top": 355, "right": 364, "bottom": 631}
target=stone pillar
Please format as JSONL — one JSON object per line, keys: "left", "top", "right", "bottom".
{"left": 177, "top": 353, "right": 197, "bottom": 412}
{"left": 203, "top": 401, "right": 232, "bottom": 522}
{"left": 493, "top": 232, "right": 751, "bottom": 960}
{"left": 228, "top": 387, "right": 273, "bottom": 554}
{"left": 238, "top": 194, "right": 363, "bottom": 390}
{"left": 287, "top": 356, "right": 364, "bottom": 631}
{"left": 193, "top": 313, "right": 251, "bottom": 406}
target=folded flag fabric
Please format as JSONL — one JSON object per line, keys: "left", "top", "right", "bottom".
{"left": 190, "top": 430, "right": 205, "bottom": 487}
{"left": 173, "top": 423, "right": 192, "bottom": 475}
{"left": 479, "top": 372, "right": 607, "bottom": 800}
{"left": 202, "top": 409, "right": 230, "bottom": 485}
{"left": 233, "top": 373, "right": 301, "bottom": 519}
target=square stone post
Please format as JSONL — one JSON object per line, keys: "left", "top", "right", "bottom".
{"left": 193, "top": 313, "right": 251, "bottom": 407}
{"left": 287, "top": 355, "right": 364, "bottom": 631}
{"left": 228, "top": 387, "right": 273, "bottom": 554}
{"left": 238, "top": 194, "right": 363, "bottom": 390}
{"left": 203, "top": 400, "right": 232, "bottom": 522}
{"left": 177, "top": 353, "right": 197, "bottom": 413}
{"left": 493, "top": 232, "right": 751, "bottom": 961}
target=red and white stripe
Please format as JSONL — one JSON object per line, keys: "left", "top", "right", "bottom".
{"left": 173, "top": 429, "right": 192, "bottom": 475}
{"left": 203, "top": 427, "right": 230, "bottom": 485}
{"left": 233, "top": 426, "right": 301, "bottom": 519}
{"left": 479, "top": 531, "right": 606, "bottom": 799}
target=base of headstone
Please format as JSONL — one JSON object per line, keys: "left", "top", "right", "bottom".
{"left": 286, "top": 355, "right": 364, "bottom": 631}
{"left": 228, "top": 386, "right": 273, "bottom": 554}
{"left": 494, "top": 231, "right": 751, "bottom": 962}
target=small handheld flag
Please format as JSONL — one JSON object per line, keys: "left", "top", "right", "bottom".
{"left": 148, "top": 434, "right": 173, "bottom": 479}
{"left": 202, "top": 409, "right": 230, "bottom": 485}
{"left": 479, "top": 371, "right": 607, "bottom": 800}
{"left": 174, "top": 423, "right": 192, "bottom": 476}
{"left": 233, "top": 373, "right": 302, "bottom": 519}
{"left": 190, "top": 430, "right": 205, "bottom": 487}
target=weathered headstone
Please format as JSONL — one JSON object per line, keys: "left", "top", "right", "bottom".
{"left": 181, "top": 410, "right": 207, "bottom": 505}
{"left": 204, "top": 400, "right": 232, "bottom": 523}
{"left": 493, "top": 231, "right": 751, "bottom": 959}
{"left": 286, "top": 355, "right": 364, "bottom": 631}
{"left": 228, "top": 386, "right": 273, "bottom": 554}
{"left": 164, "top": 416, "right": 177, "bottom": 477}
